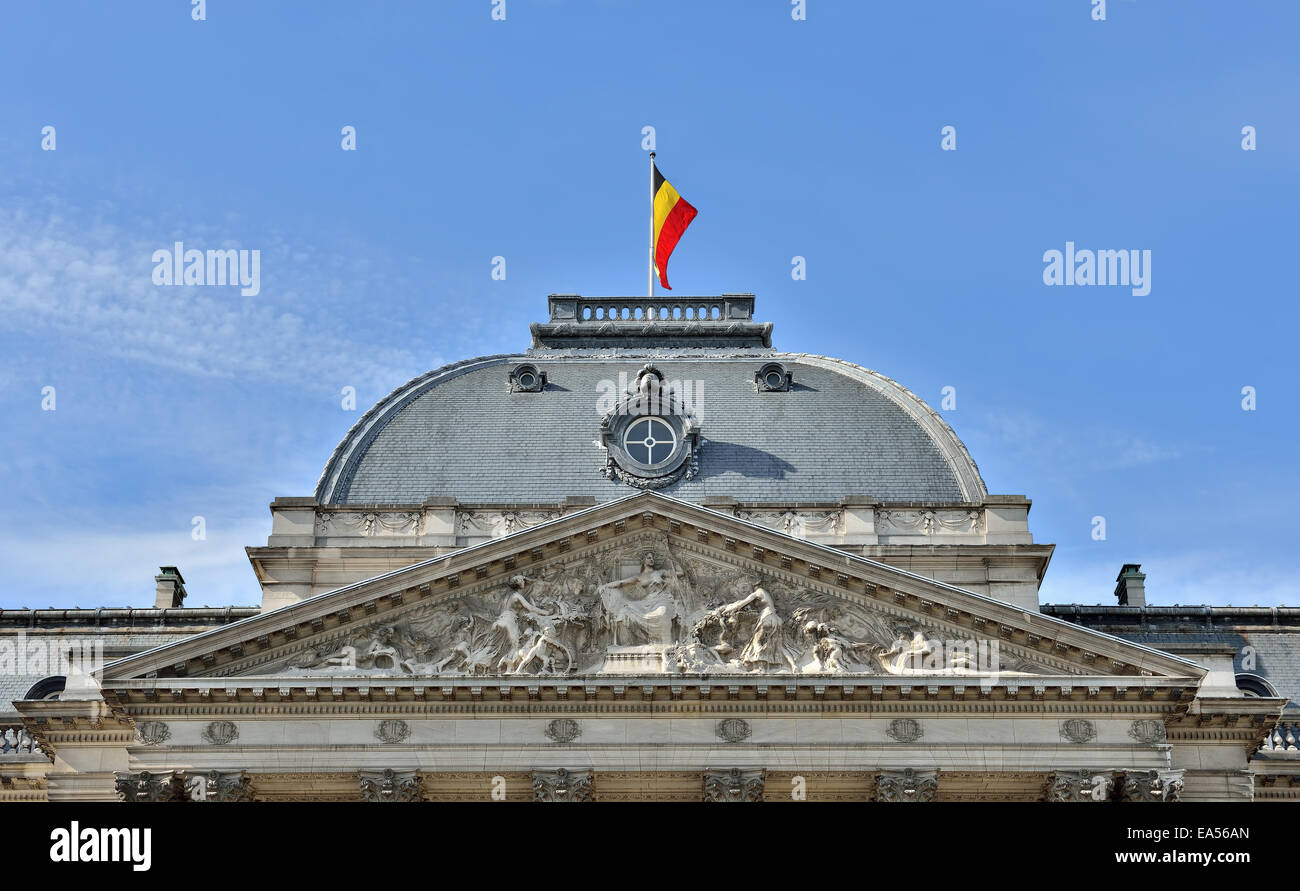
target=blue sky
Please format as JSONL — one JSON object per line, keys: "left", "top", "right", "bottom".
{"left": 0, "top": 0, "right": 1295, "bottom": 609}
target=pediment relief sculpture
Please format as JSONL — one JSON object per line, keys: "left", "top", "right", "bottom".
{"left": 261, "top": 542, "right": 1049, "bottom": 678}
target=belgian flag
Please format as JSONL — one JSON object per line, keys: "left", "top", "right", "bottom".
{"left": 652, "top": 158, "right": 698, "bottom": 290}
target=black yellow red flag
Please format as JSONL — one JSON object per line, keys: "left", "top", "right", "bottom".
{"left": 651, "top": 160, "right": 698, "bottom": 290}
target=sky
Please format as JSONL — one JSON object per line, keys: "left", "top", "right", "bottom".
{"left": 0, "top": 0, "right": 1295, "bottom": 610}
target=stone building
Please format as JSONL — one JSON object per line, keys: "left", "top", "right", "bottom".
{"left": 3, "top": 295, "right": 1295, "bottom": 802}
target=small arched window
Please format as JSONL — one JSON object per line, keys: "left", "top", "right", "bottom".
{"left": 24, "top": 676, "right": 66, "bottom": 701}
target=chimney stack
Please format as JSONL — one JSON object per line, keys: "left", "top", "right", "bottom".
{"left": 1114, "top": 564, "right": 1146, "bottom": 607}
{"left": 154, "top": 566, "right": 187, "bottom": 608}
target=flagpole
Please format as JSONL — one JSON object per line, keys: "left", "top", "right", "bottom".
{"left": 648, "top": 151, "right": 656, "bottom": 298}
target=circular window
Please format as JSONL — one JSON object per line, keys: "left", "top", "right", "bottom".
{"left": 764, "top": 370, "right": 785, "bottom": 389}
{"left": 517, "top": 370, "right": 537, "bottom": 389}
{"left": 623, "top": 416, "right": 677, "bottom": 466}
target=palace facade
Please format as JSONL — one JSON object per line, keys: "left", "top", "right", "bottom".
{"left": 3, "top": 295, "right": 1295, "bottom": 802}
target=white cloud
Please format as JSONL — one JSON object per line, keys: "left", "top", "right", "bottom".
{"left": 0, "top": 520, "right": 267, "bottom": 609}
{"left": 0, "top": 206, "right": 437, "bottom": 393}
{"left": 970, "top": 410, "right": 1182, "bottom": 473}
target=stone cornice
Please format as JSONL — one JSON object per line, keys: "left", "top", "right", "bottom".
{"left": 101, "top": 674, "right": 1196, "bottom": 712}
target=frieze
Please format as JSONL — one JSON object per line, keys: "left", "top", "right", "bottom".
{"left": 316, "top": 510, "right": 422, "bottom": 537}
{"left": 876, "top": 508, "right": 983, "bottom": 536}
{"left": 736, "top": 510, "right": 842, "bottom": 539}
{"left": 256, "top": 539, "right": 1049, "bottom": 679}
{"left": 459, "top": 510, "right": 562, "bottom": 539}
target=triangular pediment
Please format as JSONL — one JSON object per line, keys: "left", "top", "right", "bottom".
{"left": 102, "top": 493, "right": 1204, "bottom": 685}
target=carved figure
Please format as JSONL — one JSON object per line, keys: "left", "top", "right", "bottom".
{"left": 596, "top": 552, "right": 684, "bottom": 647}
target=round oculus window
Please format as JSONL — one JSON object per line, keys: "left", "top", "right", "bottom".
{"left": 623, "top": 416, "right": 677, "bottom": 466}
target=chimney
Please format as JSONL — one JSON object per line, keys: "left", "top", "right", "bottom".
{"left": 1114, "top": 564, "right": 1146, "bottom": 607}
{"left": 154, "top": 566, "right": 187, "bottom": 608}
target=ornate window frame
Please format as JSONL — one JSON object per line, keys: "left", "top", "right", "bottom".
{"left": 599, "top": 365, "right": 701, "bottom": 489}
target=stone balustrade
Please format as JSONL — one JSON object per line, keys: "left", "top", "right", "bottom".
{"left": 1259, "top": 719, "right": 1300, "bottom": 756}
{"left": 1, "top": 724, "right": 42, "bottom": 758}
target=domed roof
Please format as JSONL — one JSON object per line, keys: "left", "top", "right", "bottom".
{"left": 315, "top": 296, "right": 985, "bottom": 505}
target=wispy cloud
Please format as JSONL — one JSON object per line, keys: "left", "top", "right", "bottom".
{"left": 0, "top": 204, "right": 445, "bottom": 393}
{"left": 969, "top": 409, "right": 1183, "bottom": 473}
{"left": 0, "top": 519, "right": 267, "bottom": 609}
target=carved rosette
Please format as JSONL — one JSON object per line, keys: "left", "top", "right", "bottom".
{"left": 703, "top": 768, "right": 764, "bottom": 802}
{"left": 375, "top": 719, "right": 412, "bottom": 744}
{"left": 199, "top": 770, "right": 255, "bottom": 802}
{"left": 715, "top": 719, "right": 752, "bottom": 744}
{"left": 1047, "top": 769, "right": 1114, "bottom": 802}
{"left": 875, "top": 769, "right": 939, "bottom": 802}
{"left": 135, "top": 721, "right": 171, "bottom": 746}
{"left": 1118, "top": 769, "right": 1184, "bottom": 802}
{"left": 201, "top": 721, "right": 239, "bottom": 746}
{"left": 533, "top": 768, "right": 594, "bottom": 802}
{"left": 1127, "top": 720, "right": 1166, "bottom": 745}
{"left": 1059, "top": 719, "right": 1097, "bottom": 744}
{"left": 544, "top": 719, "right": 581, "bottom": 744}
{"left": 885, "top": 719, "right": 924, "bottom": 743}
{"left": 360, "top": 768, "right": 424, "bottom": 802}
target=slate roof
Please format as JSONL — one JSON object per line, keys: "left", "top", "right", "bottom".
{"left": 318, "top": 353, "right": 985, "bottom": 505}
